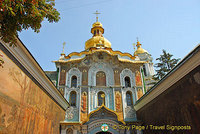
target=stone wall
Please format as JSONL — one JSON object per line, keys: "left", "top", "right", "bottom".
{"left": 136, "top": 65, "right": 200, "bottom": 134}
{"left": 0, "top": 44, "right": 67, "bottom": 134}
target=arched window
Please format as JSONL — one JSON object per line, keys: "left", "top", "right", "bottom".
{"left": 71, "top": 75, "right": 77, "bottom": 88}
{"left": 66, "top": 128, "right": 73, "bottom": 134}
{"left": 94, "top": 30, "right": 96, "bottom": 36}
{"left": 98, "top": 91, "right": 105, "bottom": 106}
{"left": 143, "top": 64, "right": 147, "bottom": 76}
{"left": 126, "top": 91, "right": 133, "bottom": 106}
{"left": 69, "top": 91, "right": 76, "bottom": 107}
{"left": 125, "top": 76, "right": 131, "bottom": 87}
{"left": 96, "top": 71, "right": 106, "bottom": 86}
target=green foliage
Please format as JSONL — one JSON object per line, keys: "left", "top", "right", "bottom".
{"left": 153, "top": 49, "right": 180, "bottom": 80}
{"left": 0, "top": 0, "right": 60, "bottom": 46}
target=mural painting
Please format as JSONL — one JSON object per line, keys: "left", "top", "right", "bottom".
{"left": 81, "top": 92, "right": 88, "bottom": 122}
{"left": 115, "top": 91, "right": 123, "bottom": 121}
{"left": 114, "top": 70, "right": 120, "bottom": 86}
{"left": 135, "top": 70, "right": 142, "bottom": 86}
{"left": 137, "top": 88, "right": 143, "bottom": 99}
{"left": 82, "top": 69, "right": 88, "bottom": 86}
{"left": 0, "top": 50, "right": 65, "bottom": 134}
{"left": 59, "top": 70, "right": 66, "bottom": 85}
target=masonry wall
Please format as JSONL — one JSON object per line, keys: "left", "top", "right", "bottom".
{"left": 136, "top": 65, "right": 200, "bottom": 134}
{"left": 0, "top": 48, "right": 65, "bottom": 134}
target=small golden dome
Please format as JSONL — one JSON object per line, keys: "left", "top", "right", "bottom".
{"left": 91, "top": 21, "right": 104, "bottom": 34}
{"left": 134, "top": 41, "right": 148, "bottom": 55}
{"left": 92, "top": 22, "right": 103, "bottom": 28}
{"left": 85, "top": 21, "right": 111, "bottom": 50}
{"left": 134, "top": 47, "right": 148, "bottom": 55}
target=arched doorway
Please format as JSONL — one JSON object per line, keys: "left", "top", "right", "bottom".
{"left": 96, "top": 131, "right": 112, "bottom": 134}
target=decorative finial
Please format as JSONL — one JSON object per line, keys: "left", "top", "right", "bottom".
{"left": 133, "top": 43, "right": 136, "bottom": 52}
{"left": 62, "top": 42, "right": 66, "bottom": 54}
{"left": 136, "top": 37, "right": 141, "bottom": 47}
{"left": 93, "top": 10, "right": 100, "bottom": 22}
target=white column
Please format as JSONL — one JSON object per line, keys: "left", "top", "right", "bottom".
{"left": 140, "top": 67, "right": 145, "bottom": 94}
{"left": 79, "top": 87, "right": 81, "bottom": 122}
{"left": 113, "top": 87, "right": 115, "bottom": 111}
{"left": 88, "top": 86, "right": 91, "bottom": 113}
{"left": 121, "top": 87, "right": 126, "bottom": 119}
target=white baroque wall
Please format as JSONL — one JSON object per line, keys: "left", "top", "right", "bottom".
{"left": 64, "top": 68, "right": 81, "bottom": 122}
{"left": 120, "top": 68, "right": 137, "bottom": 121}
{"left": 66, "top": 67, "right": 82, "bottom": 87}
{"left": 120, "top": 68, "right": 135, "bottom": 87}
{"left": 88, "top": 62, "right": 114, "bottom": 86}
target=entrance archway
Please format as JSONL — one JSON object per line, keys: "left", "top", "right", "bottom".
{"left": 96, "top": 131, "right": 112, "bottom": 134}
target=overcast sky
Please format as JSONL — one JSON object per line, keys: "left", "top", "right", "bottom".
{"left": 19, "top": 0, "right": 200, "bottom": 71}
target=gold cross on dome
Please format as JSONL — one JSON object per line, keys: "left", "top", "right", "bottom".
{"left": 133, "top": 43, "right": 136, "bottom": 51}
{"left": 93, "top": 10, "right": 100, "bottom": 22}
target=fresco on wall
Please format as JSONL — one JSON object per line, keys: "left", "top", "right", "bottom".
{"left": 114, "top": 70, "right": 120, "bottom": 86}
{"left": 137, "top": 88, "right": 143, "bottom": 100}
{"left": 80, "top": 92, "right": 88, "bottom": 122}
{"left": 59, "top": 70, "right": 66, "bottom": 85}
{"left": 82, "top": 69, "right": 88, "bottom": 86}
{"left": 115, "top": 91, "right": 123, "bottom": 121}
{"left": 135, "top": 70, "right": 142, "bottom": 86}
{"left": 0, "top": 50, "right": 65, "bottom": 134}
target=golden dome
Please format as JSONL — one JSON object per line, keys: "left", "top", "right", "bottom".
{"left": 134, "top": 41, "right": 148, "bottom": 55}
{"left": 85, "top": 21, "right": 111, "bottom": 50}
{"left": 85, "top": 36, "right": 111, "bottom": 50}
{"left": 92, "top": 21, "right": 103, "bottom": 28}
{"left": 134, "top": 47, "right": 148, "bottom": 55}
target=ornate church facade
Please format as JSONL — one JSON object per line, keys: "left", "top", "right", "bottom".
{"left": 46, "top": 18, "right": 155, "bottom": 134}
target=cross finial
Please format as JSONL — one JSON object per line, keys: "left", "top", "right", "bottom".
{"left": 62, "top": 42, "right": 66, "bottom": 54}
{"left": 93, "top": 10, "right": 100, "bottom": 22}
{"left": 133, "top": 43, "right": 136, "bottom": 52}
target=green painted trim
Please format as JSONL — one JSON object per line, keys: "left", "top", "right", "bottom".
{"left": 141, "top": 68, "right": 146, "bottom": 93}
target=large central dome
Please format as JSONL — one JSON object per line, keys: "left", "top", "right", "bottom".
{"left": 85, "top": 21, "right": 111, "bottom": 50}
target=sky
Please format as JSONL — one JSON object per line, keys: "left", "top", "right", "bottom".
{"left": 19, "top": 0, "right": 200, "bottom": 71}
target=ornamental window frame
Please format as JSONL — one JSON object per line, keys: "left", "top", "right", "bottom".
{"left": 96, "top": 71, "right": 106, "bottom": 86}
{"left": 124, "top": 76, "right": 131, "bottom": 88}
{"left": 69, "top": 91, "right": 77, "bottom": 107}
{"left": 97, "top": 91, "right": 105, "bottom": 106}
{"left": 71, "top": 75, "right": 77, "bottom": 88}
{"left": 126, "top": 91, "right": 133, "bottom": 106}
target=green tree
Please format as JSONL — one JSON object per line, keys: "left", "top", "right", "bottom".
{"left": 153, "top": 49, "right": 180, "bottom": 80}
{"left": 0, "top": 0, "right": 60, "bottom": 46}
